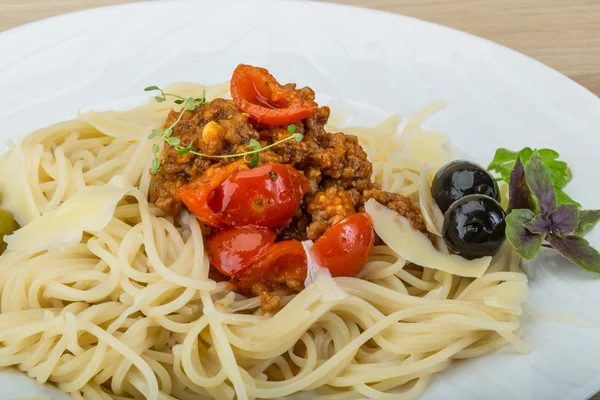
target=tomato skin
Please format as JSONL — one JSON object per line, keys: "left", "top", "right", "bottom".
{"left": 176, "top": 160, "right": 248, "bottom": 227}
{"left": 313, "top": 213, "right": 375, "bottom": 277}
{"left": 205, "top": 227, "right": 277, "bottom": 276}
{"left": 231, "top": 213, "right": 374, "bottom": 292}
{"left": 234, "top": 240, "right": 307, "bottom": 292}
{"left": 230, "top": 64, "right": 318, "bottom": 125}
{"left": 210, "top": 164, "right": 310, "bottom": 228}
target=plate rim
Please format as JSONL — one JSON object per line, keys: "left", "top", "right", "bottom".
{"left": 0, "top": 0, "right": 598, "bottom": 107}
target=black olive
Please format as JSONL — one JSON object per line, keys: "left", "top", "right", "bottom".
{"left": 431, "top": 160, "right": 500, "bottom": 213}
{"left": 443, "top": 194, "right": 506, "bottom": 260}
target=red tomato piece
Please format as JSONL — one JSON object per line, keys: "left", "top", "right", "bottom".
{"left": 313, "top": 213, "right": 375, "bottom": 277}
{"left": 205, "top": 227, "right": 277, "bottom": 277}
{"left": 175, "top": 160, "right": 248, "bottom": 227}
{"left": 209, "top": 164, "right": 310, "bottom": 228}
{"left": 230, "top": 64, "right": 318, "bottom": 125}
{"left": 234, "top": 240, "right": 308, "bottom": 293}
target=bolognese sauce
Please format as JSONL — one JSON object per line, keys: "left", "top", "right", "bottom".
{"left": 150, "top": 64, "right": 425, "bottom": 311}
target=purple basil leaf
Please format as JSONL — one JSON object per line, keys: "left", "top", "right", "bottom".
{"left": 547, "top": 203, "right": 579, "bottom": 236}
{"left": 523, "top": 215, "right": 550, "bottom": 235}
{"left": 524, "top": 152, "right": 557, "bottom": 215}
{"left": 547, "top": 234, "right": 600, "bottom": 273}
{"left": 575, "top": 210, "right": 600, "bottom": 236}
{"left": 508, "top": 156, "right": 535, "bottom": 212}
{"left": 505, "top": 209, "right": 544, "bottom": 260}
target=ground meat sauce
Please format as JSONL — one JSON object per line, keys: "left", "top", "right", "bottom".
{"left": 151, "top": 87, "right": 425, "bottom": 244}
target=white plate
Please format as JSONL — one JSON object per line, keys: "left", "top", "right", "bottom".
{"left": 1, "top": 1, "right": 600, "bottom": 399}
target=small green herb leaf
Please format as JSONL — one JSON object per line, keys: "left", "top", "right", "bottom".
{"left": 145, "top": 87, "right": 305, "bottom": 173}
{"left": 167, "top": 137, "right": 180, "bottom": 146}
{"left": 183, "top": 97, "right": 196, "bottom": 111}
{"left": 506, "top": 209, "right": 544, "bottom": 260}
{"left": 488, "top": 148, "right": 521, "bottom": 178}
{"left": 148, "top": 129, "right": 162, "bottom": 140}
{"left": 144, "top": 86, "right": 160, "bottom": 92}
{"left": 176, "top": 145, "right": 193, "bottom": 155}
{"left": 248, "top": 139, "right": 262, "bottom": 151}
{"left": 154, "top": 96, "right": 165, "bottom": 103}
{"left": 152, "top": 143, "right": 160, "bottom": 154}
{"left": 537, "top": 148, "right": 572, "bottom": 190}
{"left": 151, "top": 157, "right": 160, "bottom": 174}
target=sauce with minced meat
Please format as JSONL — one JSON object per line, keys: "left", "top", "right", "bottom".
{"left": 151, "top": 86, "right": 425, "bottom": 244}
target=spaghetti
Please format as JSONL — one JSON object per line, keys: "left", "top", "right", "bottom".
{"left": 0, "top": 82, "right": 527, "bottom": 400}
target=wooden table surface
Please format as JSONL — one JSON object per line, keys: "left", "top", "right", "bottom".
{"left": 0, "top": 0, "right": 598, "bottom": 97}
{"left": 0, "top": 0, "right": 598, "bottom": 399}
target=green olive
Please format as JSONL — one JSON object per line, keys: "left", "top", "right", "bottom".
{"left": 0, "top": 209, "right": 19, "bottom": 254}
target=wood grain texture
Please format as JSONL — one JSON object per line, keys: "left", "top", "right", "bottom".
{"left": 0, "top": 0, "right": 598, "bottom": 399}
{"left": 322, "top": 0, "right": 600, "bottom": 97}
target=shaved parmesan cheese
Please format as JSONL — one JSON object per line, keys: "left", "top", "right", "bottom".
{"left": 0, "top": 141, "right": 40, "bottom": 225}
{"left": 419, "top": 163, "right": 444, "bottom": 236}
{"left": 5, "top": 176, "right": 133, "bottom": 253}
{"left": 387, "top": 131, "right": 450, "bottom": 172}
{"left": 483, "top": 280, "right": 529, "bottom": 309}
{"left": 365, "top": 199, "right": 491, "bottom": 278}
{"left": 302, "top": 241, "right": 347, "bottom": 302}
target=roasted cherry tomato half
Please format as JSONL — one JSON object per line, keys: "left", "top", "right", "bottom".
{"left": 176, "top": 160, "right": 248, "bottom": 227}
{"left": 230, "top": 64, "right": 318, "bottom": 125}
{"left": 205, "top": 227, "right": 277, "bottom": 276}
{"left": 234, "top": 240, "right": 307, "bottom": 292}
{"left": 313, "top": 212, "right": 375, "bottom": 277}
{"left": 209, "top": 164, "right": 310, "bottom": 228}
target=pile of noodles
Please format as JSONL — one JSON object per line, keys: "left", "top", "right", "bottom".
{"left": 0, "top": 82, "right": 527, "bottom": 400}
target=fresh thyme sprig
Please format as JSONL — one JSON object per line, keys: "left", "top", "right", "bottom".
{"left": 144, "top": 86, "right": 304, "bottom": 173}
{"left": 176, "top": 123, "right": 303, "bottom": 168}
{"left": 145, "top": 87, "right": 207, "bottom": 173}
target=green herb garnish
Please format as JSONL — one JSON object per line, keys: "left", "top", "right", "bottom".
{"left": 491, "top": 148, "right": 600, "bottom": 273}
{"left": 145, "top": 86, "right": 303, "bottom": 174}
{"left": 488, "top": 147, "right": 578, "bottom": 206}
